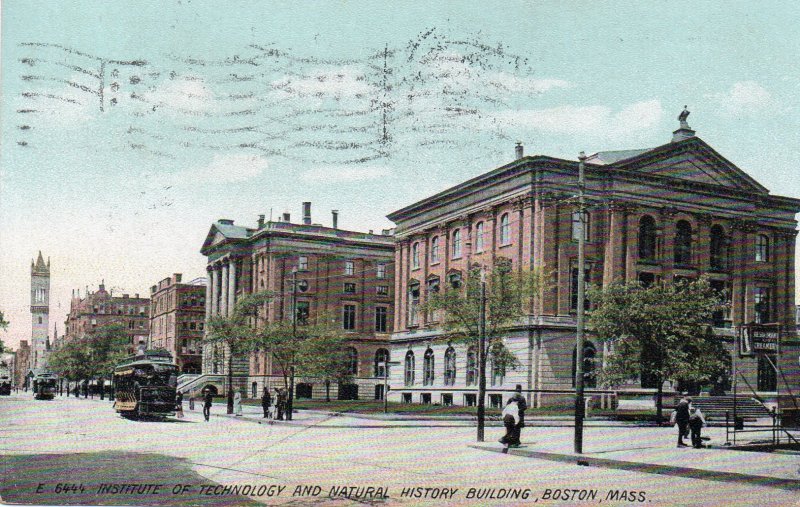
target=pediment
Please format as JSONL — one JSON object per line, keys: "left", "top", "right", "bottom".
{"left": 200, "top": 228, "right": 229, "bottom": 254}
{"left": 611, "top": 138, "right": 769, "bottom": 195}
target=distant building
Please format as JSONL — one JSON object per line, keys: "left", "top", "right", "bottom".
{"left": 14, "top": 341, "right": 30, "bottom": 388}
{"left": 30, "top": 252, "right": 50, "bottom": 370}
{"left": 194, "top": 202, "right": 395, "bottom": 400}
{"left": 63, "top": 283, "right": 150, "bottom": 352}
{"left": 149, "top": 274, "right": 206, "bottom": 374}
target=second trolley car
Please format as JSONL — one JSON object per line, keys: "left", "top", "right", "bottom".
{"left": 32, "top": 372, "right": 57, "bottom": 400}
{"left": 113, "top": 350, "right": 178, "bottom": 419}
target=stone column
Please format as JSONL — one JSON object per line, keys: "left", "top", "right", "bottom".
{"left": 205, "top": 266, "right": 213, "bottom": 319}
{"left": 211, "top": 265, "right": 220, "bottom": 317}
{"left": 221, "top": 261, "right": 229, "bottom": 318}
{"left": 694, "top": 215, "right": 712, "bottom": 273}
{"left": 228, "top": 258, "right": 237, "bottom": 316}
{"left": 602, "top": 203, "right": 626, "bottom": 286}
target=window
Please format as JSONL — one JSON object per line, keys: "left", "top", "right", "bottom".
{"left": 423, "top": 348, "right": 435, "bottom": 385}
{"left": 570, "top": 264, "right": 591, "bottom": 311}
{"left": 376, "top": 285, "right": 389, "bottom": 296}
{"left": 296, "top": 301, "right": 310, "bottom": 324}
{"left": 344, "top": 282, "right": 356, "bottom": 294}
{"left": 343, "top": 304, "right": 356, "bottom": 330}
{"left": 375, "top": 306, "right": 388, "bottom": 332}
{"left": 448, "top": 272, "right": 462, "bottom": 289}
{"left": 404, "top": 351, "right": 415, "bottom": 386}
{"left": 466, "top": 347, "right": 477, "bottom": 386}
{"left": 345, "top": 261, "right": 354, "bottom": 275}
{"left": 475, "top": 222, "right": 485, "bottom": 252}
{"left": 411, "top": 243, "right": 420, "bottom": 269}
{"left": 755, "top": 234, "right": 770, "bottom": 262}
{"left": 430, "top": 236, "right": 440, "bottom": 264}
{"left": 346, "top": 347, "right": 358, "bottom": 375}
{"left": 638, "top": 272, "right": 656, "bottom": 288}
{"left": 709, "top": 225, "right": 727, "bottom": 270}
{"left": 489, "top": 394, "right": 503, "bottom": 408}
{"left": 500, "top": 213, "right": 510, "bottom": 245}
{"left": 441, "top": 393, "right": 453, "bottom": 406}
{"left": 754, "top": 287, "right": 771, "bottom": 324}
{"left": 451, "top": 229, "right": 462, "bottom": 259}
{"left": 638, "top": 215, "right": 657, "bottom": 261}
{"left": 407, "top": 281, "right": 420, "bottom": 327}
{"left": 421, "top": 393, "right": 432, "bottom": 404}
{"left": 426, "top": 276, "right": 440, "bottom": 294}
{"left": 444, "top": 347, "right": 456, "bottom": 386}
{"left": 757, "top": 354, "right": 777, "bottom": 391}
{"left": 674, "top": 220, "right": 692, "bottom": 266}
{"left": 402, "top": 393, "right": 412, "bottom": 403}
{"left": 490, "top": 351, "right": 505, "bottom": 386}
{"left": 298, "top": 256, "right": 308, "bottom": 270}
{"left": 572, "top": 341, "right": 597, "bottom": 388}
{"left": 571, "top": 210, "right": 590, "bottom": 241}
{"left": 38, "top": 316, "right": 42, "bottom": 324}
{"left": 464, "top": 393, "right": 477, "bottom": 406}
{"left": 376, "top": 263, "right": 386, "bottom": 279}
{"left": 710, "top": 280, "right": 732, "bottom": 328}
{"left": 374, "top": 348, "right": 389, "bottom": 378}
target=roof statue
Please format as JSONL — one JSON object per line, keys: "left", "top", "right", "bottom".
{"left": 678, "top": 105, "right": 691, "bottom": 129}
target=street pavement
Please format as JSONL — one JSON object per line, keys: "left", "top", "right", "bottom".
{"left": 1, "top": 392, "right": 799, "bottom": 506}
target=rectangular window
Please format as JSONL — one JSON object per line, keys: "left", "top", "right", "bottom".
{"left": 376, "top": 285, "right": 389, "bottom": 296}
{"left": 344, "top": 282, "right": 356, "bottom": 294}
{"left": 421, "top": 393, "right": 432, "bottom": 404}
{"left": 489, "top": 394, "right": 503, "bottom": 409}
{"left": 402, "top": 393, "right": 412, "bottom": 404}
{"left": 343, "top": 304, "right": 356, "bottom": 330}
{"left": 754, "top": 287, "right": 771, "bottom": 324}
{"left": 755, "top": 235, "right": 770, "bottom": 262}
{"left": 571, "top": 210, "right": 590, "bottom": 241}
{"left": 375, "top": 306, "right": 388, "bottom": 332}
{"left": 345, "top": 261, "right": 354, "bottom": 275}
{"left": 376, "top": 263, "right": 386, "bottom": 279}
{"left": 298, "top": 256, "right": 308, "bottom": 270}
{"left": 441, "top": 393, "right": 453, "bottom": 406}
{"left": 296, "top": 301, "right": 310, "bottom": 324}
{"left": 464, "top": 393, "right": 477, "bottom": 406}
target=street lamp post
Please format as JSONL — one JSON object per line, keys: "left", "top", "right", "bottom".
{"left": 574, "top": 151, "right": 587, "bottom": 454}
{"left": 287, "top": 267, "right": 298, "bottom": 421}
{"left": 477, "top": 268, "right": 487, "bottom": 442}
{"left": 380, "top": 360, "right": 400, "bottom": 413}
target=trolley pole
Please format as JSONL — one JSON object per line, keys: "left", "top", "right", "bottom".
{"left": 574, "top": 151, "right": 587, "bottom": 454}
{"left": 477, "top": 268, "right": 488, "bottom": 442}
{"left": 382, "top": 360, "right": 400, "bottom": 414}
{"left": 287, "top": 268, "right": 298, "bottom": 421}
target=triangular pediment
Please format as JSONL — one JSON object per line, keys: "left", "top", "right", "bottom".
{"left": 200, "top": 227, "right": 230, "bottom": 254}
{"left": 611, "top": 138, "right": 769, "bottom": 194}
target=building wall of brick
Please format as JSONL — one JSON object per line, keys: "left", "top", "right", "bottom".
{"left": 149, "top": 274, "right": 205, "bottom": 374}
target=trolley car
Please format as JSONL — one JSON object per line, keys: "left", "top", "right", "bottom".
{"left": 113, "top": 350, "right": 178, "bottom": 419}
{"left": 32, "top": 372, "right": 57, "bottom": 400}
{"left": 0, "top": 361, "right": 12, "bottom": 395}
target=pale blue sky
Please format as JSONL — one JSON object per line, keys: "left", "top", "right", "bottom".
{"left": 2, "top": 1, "right": 799, "bottom": 349}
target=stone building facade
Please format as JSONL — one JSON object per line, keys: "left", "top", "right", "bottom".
{"left": 14, "top": 341, "right": 30, "bottom": 388}
{"left": 149, "top": 274, "right": 206, "bottom": 374}
{"left": 196, "top": 203, "right": 395, "bottom": 400}
{"left": 63, "top": 283, "right": 150, "bottom": 352}
{"left": 387, "top": 114, "right": 800, "bottom": 408}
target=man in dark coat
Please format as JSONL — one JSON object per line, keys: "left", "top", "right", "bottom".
{"left": 508, "top": 385, "right": 528, "bottom": 446}
{"left": 261, "top": 387, "right": 272, "bottom": 418}
{"left": 203, "top": 390, "right": 213, "bottom": 422}
{"left": 675, "top": 397, "right": 691, "bottom": 447}
{"left": 275, "top": 388, "right": 286, "bottom": 420}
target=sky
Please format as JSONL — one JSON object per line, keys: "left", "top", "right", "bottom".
{"left": 1, "top": 1, "right": 800, "bottom": 350}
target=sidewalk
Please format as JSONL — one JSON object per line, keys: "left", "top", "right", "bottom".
{"left": 471, "top": 424, "right": 800, "bottom": 491}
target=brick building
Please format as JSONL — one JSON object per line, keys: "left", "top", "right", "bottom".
{"left": 387, "top": 111, "right": 800, "bottom": 408}
{"left": 190, "top": 203, "right": 395, "bottom": 400}
{"left": 63, "top": 283, "right": 150, "bottom": 352}
{"left": 149, "top": 274, "right": 206, "bottom": 374}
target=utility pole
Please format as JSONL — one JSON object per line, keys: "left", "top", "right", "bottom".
{"left": 287, "top": 267, "right": 298, "bottom": 421}
{"left": 381, "top": 361, "right": 400, "bottom": 414}
{"left": 477, "top": 268, "right": 488, "bottom": 442}
{"left": 574, "top": 151, "right": 587, "bottom": 454}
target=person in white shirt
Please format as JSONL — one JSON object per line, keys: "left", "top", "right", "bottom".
{"left": 500, "top": 400, "right": 520, "bottom": 447}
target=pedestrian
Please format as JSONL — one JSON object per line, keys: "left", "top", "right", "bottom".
{"left": 673, "top": 397, "right": 691, "bottom": 447}
{"left": 189, "top": 396, "right": 195, "bottom": 411}
{"left": 508, "top": 384, "right": 527, "bottom": 446}
{"left": 261, "top": 387, "right": 272, "bottom": 418}
{"left": 275, "top": 388, "right": 286, "bottom": 420}
{"left": 499, "top": 399, "right": 520, "bottom": 448}
{"left": 175, "top": 391, "right": 185, "bottom": 419}
{"left": 689, "top": 406, "right": 706, "bottom": 448}
{"left": 203, "top": 389, "right": 213, "bottom": 422}
{"left": 234, "top": 390, "right": 242, "bottom": 416}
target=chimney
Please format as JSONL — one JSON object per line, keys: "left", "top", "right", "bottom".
{"left": 302, "top": 202, "right": 312, "bottom": 225}
{"left": 174, "top": 273, "right": 182, "bottom": 283}
{"left": 257, "top": 214, "right": 265, "bottom": 228}
{"left": 218, "top": 219, "right": 234, "bottom": 225}
{"left": 134, "top": 293, "right": 139, "bottom": 299}
{"left": 282, "top": 212, "right": 291, "bottom": 222}
{"left": 515, "top": 142, "right": 524, "bottom": 159}
{"left": 332, "top": 210, "right": 339, "bottom": 229}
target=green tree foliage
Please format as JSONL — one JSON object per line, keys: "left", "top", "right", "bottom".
{"left": 588, "top": 277, "right": 728, "bottom": 421}
{"left": 421, "top": 262, "right": 544, "bottom": 372}
{"left": 48, "top": 323, "right": 130, "bottom": 382}
{"left": 0, "top": 311, "right": 8, "bottom": 354}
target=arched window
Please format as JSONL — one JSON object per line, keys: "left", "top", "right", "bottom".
{"left": 500, "top": 213, "right": 510, "bottom": 245}
{"left": 374, "top": 348, "right": 389, "bottom": 378}
{"left": 451, "top": 229, "right": 462, "bottom": 259}
{"left": 710, "top": 224, "right": 727, "bottom": 271}
{"left": 430, "top": 236, "right": 440, "bottom": 264}
{"left": 411, "top": 242, "right": 420, "bottom": 269}
{"left": 423, "top": 348, "right": 435, "bottom": 385}
{"left": 638, "top": 215, "right": 657, "bottom": 260}
{"left": 444, "top": 347, "right": 456, "bottom": 386}
{"left": 404, "top": 350, "right": 415, "bottom": 386}
{"left": 674, "top": 220, "right": 692, "bottom": 266}
{"left": 490, "top": 351, "right": 505, "bottom": 386}
{"left": 347, "top": 347, "right": 359, "bottom": 376}
{"left": 572, "top": 341, "right": 597, "bottom": 388}
{"left": 475, "top": 222, "right": 485, "bottom": 252}
{"left": 466, "top": 347, "right": 477, "bottom": 386}
{"left": 755, "top": 234, "right": 770, "bottom": 262}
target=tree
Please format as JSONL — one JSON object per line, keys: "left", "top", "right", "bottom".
{"left": 0, "top": 311, "right": 8, "bottom": 354}
{"left": 422, "top": 262, "right": 545, "bottom": 439}
{"left": 588, "top": 277, "right": 728, "bottom": 422}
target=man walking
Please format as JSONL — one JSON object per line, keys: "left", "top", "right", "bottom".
{"left": 261, "top": 387, "right": 272, "bottom": 419}
{"left": 203, "top": 389, "right": 213, "bottom": 422}
{"left": 675, "top": 397, "right": 691, "bottom": 447}
{"left": 508, "top": 385, "right": 527, "bottom": 447}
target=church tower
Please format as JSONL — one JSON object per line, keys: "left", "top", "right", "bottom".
{"left": 30, "top": 251, "right": 50, "bottom": 370}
